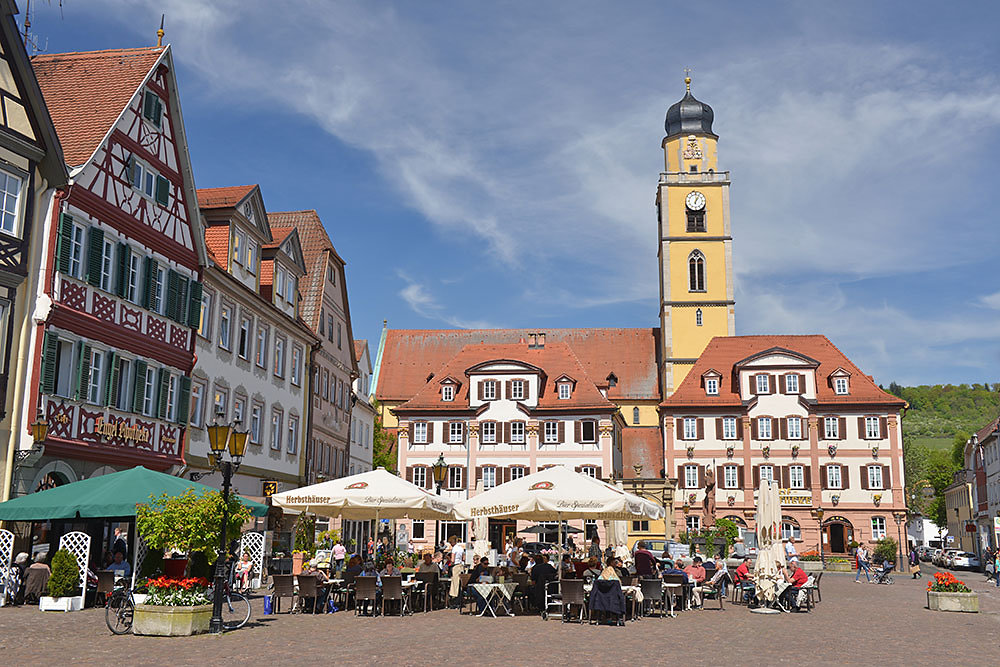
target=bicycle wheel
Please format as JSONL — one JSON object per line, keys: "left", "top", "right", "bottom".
{"left": 106, "top": 592, "right": 134, "bottom": 635}
{"left": 221, "top": 591, "right": 251, "bottom": 630}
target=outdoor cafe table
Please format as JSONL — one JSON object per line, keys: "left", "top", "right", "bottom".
{"left": 470, "top": 582, "right": 517, "bottom": 617}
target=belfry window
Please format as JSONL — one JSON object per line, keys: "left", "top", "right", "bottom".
{"left": 695, "top": 308, "right": 703, "bottom": 326}
{"left": 688, "top": 251, "right": 706, "bottom": 292}
{"left": 686, "top": 210, "right": 705, "bottom": 232}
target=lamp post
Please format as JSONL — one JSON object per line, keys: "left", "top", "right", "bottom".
{"left": 431, "top": 454, "right": 448, "bottom": 549}
{"left": 205, "top": 409, "right": 249, "bottom": 634}
{"left": 893, "top": 511, "right": 906, "bottom": 572}
{"left": 814, "top": 507, "right": 825, "bottom": 568}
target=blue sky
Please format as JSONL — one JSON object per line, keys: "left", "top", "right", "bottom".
{"left": 25, "top": 1, "right": 1000, "bottom": 386}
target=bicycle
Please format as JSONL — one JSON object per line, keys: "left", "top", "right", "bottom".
{"left": 105, "top": 584, "right": 135, "bottom": 635}
{"left": 208, "top": 570, "right": 252, "bottom": 630}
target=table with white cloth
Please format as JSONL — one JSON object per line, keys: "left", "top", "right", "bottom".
{"left": 470, "top": 582, "right": 517, "bottom": 617}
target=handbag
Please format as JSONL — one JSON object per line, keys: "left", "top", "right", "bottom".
{"left": 909, "top": 564, "right": 920, "bottom": 575}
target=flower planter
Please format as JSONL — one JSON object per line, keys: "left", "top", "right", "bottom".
{"left": 133, "top": 604, "right": 213, "bottom": 636}
{"left": 132, "top": 593, "right": 149, "bottom": 605}
{"left": 800, "top": 561, "right": 823, "bottom": 572}
{"left": 292, "top": 552, "right": 306, "bottom": 575}
{"left": 39, "top": 596, "right": 83, "bottom": 612}
{"left": 927, "top": 591, "right": 979, "bottom": 613}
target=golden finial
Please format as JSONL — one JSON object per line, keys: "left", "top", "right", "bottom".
{"left": 156, "top": 14, "right": 165, "bottom": 47}
{"left": 684, "top": 67, "right": 692, "bottom": 93}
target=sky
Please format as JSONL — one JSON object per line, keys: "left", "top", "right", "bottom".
{"left": 23, "top": 1, "right": 1000, "bottom": 387}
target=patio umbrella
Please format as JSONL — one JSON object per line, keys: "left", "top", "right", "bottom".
{"left": 753, "top": 479, "right": 786, "bottom": 607}
{"left": 519, "top": 523, "right": 584, "bottom": 535}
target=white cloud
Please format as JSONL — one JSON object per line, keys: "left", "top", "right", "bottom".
{"left": 979, "top": 291, "right": 1000, "bottom": 310}
{"left": 396, "top": 271, "right": 496, "bottom": 329}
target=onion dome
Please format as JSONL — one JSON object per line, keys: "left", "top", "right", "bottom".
{"left": 665, "top": 77, "right": 716, "bottom": 138}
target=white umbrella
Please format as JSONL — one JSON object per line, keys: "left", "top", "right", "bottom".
{"left": 272, "top": 467, "right": 456, "bottom": 520}
{"left": 753, "top": 479, "right": 786, "bottom": 607}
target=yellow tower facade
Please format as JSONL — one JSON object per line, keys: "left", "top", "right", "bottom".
{"left": 657, "top": 78, "right": 735, "bottom": 395}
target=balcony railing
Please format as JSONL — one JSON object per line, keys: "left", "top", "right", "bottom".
{"left": 660, "top": 171, "right": 730, "bottom": 185}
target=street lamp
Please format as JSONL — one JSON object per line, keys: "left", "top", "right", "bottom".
{"left": 431, "top": 454, "right": 448, "bottom": 549}
{"left": 893, "top": 511, "right": 906, "bottom": 572}
{"left": 205, "top": 409, "right": 249, "bottom": 634}
{"left": 814, "top": 507, "right": 825, "bottom": 568}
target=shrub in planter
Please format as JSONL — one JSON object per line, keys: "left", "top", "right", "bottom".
{"left": 188, "top": 551, "right": 211, "bottom": 580}
{"left": 873, "top": 537, "right": 898, "bottom": 564}
{"left": 927, "top": 571, "right": 978, "bottom": 613}
{"left": 46, "top": 549, "right": 80, "bottom": 598}
{"left": 136, "top": 488, "right": 252, "bottom": 563}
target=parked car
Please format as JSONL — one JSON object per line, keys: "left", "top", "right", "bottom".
{"left": 940, "top": 549, "right": 959, "bottom": 568}
{"left": 931, "top": 548, "right": 946, "bottom": 566}
{"left": 950, "top": 552, "right": 980, "bottom": 570}
{"left": 918, "top": 546, "right": 933, "bottom": 562}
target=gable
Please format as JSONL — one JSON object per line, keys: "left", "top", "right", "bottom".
{"left": 277, "top": 227, "right": 307, "bottom": 273}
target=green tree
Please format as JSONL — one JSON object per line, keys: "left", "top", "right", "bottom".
{"left": 371, "top": 399, "right": 397, "bottom": 472}
{"left": 46, "top": 549, "right": 80, "bottom": 598}
{"left": 136, "top": 488, "right": 253, "bottom": 562}
{"left": 951, "top": 431, "right": 969, "bottom": 467}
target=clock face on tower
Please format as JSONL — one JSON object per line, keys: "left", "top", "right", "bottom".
{"left": 685, "top": 191, "right": 706, "bottom": 211}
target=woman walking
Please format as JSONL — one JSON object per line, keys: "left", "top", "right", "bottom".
{"left": 908, "top": 546, "right": 921, "bottom": 579}
{"left": 854, "top": 544, "right": 871, "bottom": 583}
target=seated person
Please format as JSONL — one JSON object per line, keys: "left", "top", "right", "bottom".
{"left": 583, "top": 556, "right": 603, "bottom": 581}
{"left": 235, "top": 552, "right": 254, "bottom": 591}
{"left": 597, "top": 565, "right": 620, "bottom": 581}
{"left": 734, "top": 556, "right": 751, "bottom": 582}
{"left": 612, "top": 557, "right": 630, "bottom": 581}
{"left": 380, "top": 557, "right": 401, "bottom": 577}
{"left": 779, "top": 562, "right": 810, "bottom": 610}
{"left": 469, "top": 556, "right": 493, "bottom": 583}
{"left": 417, "top": 552, "right": 440, "bottom": 574}
{"left": 731, "top": 537, "right": 747, "bottom": 558}
{"left": 560, "top": 555, "right": 575, "bottom": 577}
{"left": 529, "top": 554, "right": 557, "bottom": 610}
{"left": 683, "top": 556, "right": 707, "bottom": 607}
{"left": 360, "top": 560, "right": 382, "bottom": 585}
{"left": 661, "top": 559, "right": 690, "bottom": 584}
{"left": 343, "top": 555, "right": 364, "bottom": 581}
{"left": 24, "top": 554, "right": 51, "bottom": 604}
{"left": 301, "top": 561, "right": 329, "bottom": 612}
{"left": 107, "top": 551, "right": 131, "bottom": 578}
{"left": 633, "top": 541, "right": 658, "bottom": 578}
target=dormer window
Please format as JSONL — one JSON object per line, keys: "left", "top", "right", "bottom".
{"left": 607, "top": 373, "right": 617, "bottom": 388}
{"left": 510, "top": 380, "right": 525, "bottom": 400}
{"left": 558, "top": 383, "right": 571, "bottom": 400}
{"left": 705, "top": 377, "right": 719, "bottom": 396}
{"left": 482, "top": 380, "right": 497, "bottom": 401}
{"left": 142, "top": 89, "right": 163, "bottom": 128}
{"left": 442, "top": 385, "right": 454, "bottom": 402}
{"left": 785, "top": 374, "right": 800, "bottom": 394}
{"left": 755, "top": 374, "right": 770, "bottom": 394}
{"left": 834, "top": 377, "right": 849, "bottom": 395}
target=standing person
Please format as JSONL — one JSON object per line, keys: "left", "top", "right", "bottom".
{"left": 994, "top": 550, "right": 1000, "bottom": 588}
{"left": 332, "top": 540, "right": 347, "bottom": 575}
{"left": 447, "top": 536, "right": 467, "bottom": 604}
{"left": 783, "top": 538, "right": 797, "bottom": 563}
{"left": 908, "top": 546, "right": 921, "bottom": 579}
{"left": 588, "top": 536, "right": 603, "bottom": 565}
{"left": 855, "top": 544, "right": 871, "bottom": 583}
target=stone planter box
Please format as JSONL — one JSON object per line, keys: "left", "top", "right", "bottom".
{"left": 133, "top": 604, "right": 213, "bottom": 636}
{"left": 132, "top": 593, "right": 149, "bottom": 605}
{"left": 39, "top": 596, "right": 83, "bottom": 612}
{"left": 824, "top": 561, "right": 853, "bottom": 572}
{"left": 927, "top": 591, "right": 979, "bottom": 613}
{"left": 800, "top": 562, "right": 823, "bottom": 572}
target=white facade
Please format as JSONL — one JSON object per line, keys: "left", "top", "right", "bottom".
{"left": 349, "top": 341, "right": 374, "bottom": 475}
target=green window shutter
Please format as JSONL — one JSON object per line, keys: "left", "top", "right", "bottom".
{"left": 76, "top": 343, "right": 92, "bottom": 401}
{"left": 56, "top": 214, "right": 73, "bottom": 274}
{"left": 86, "top": 227, "right": 104, "bottom": 287}
{"left": 132, "top": 360, "right": 148, "bottom": 413}
{"left": 126, "top": 155, "right": 136, "bottom": 185}
{"left": 154, "top": 175, "right": 169, "bottom": 206}
{"left": 175, "top": 276, "right": 189, "bottom": 325}
{"left": 157, "top": 368, "right": 169, "bottom": 419}
{"left": 155, "top": 97, "right": 163, "bottom": 127}
{"left": 176, "top": 376, "right": 191, "bottom": 424}
{"left": 104, "top": 352, "right": 118, "bottom": 406}
{"left": 141, "top": 257, "right": 154, "bottom": 309}
{"left": 115, "top": 243, "right": 130, "bottom": 298}
{"left": 166, "top": 270, "right": 179, "bottom": 321}
{"left": 143, "top": 91, "right": 154, "bottom": 121}
{"left": 187, "top": 281, "right": 203, "bottom": 330}
{"left": 40, "top": 332, "right": 59, "bottom": 394}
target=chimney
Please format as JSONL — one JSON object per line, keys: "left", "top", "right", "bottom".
{"left": 528, "top": 333, "right": 537, "bottom": 348}
{"left": 537, "top": 332, "right": 545, "bottom": 348}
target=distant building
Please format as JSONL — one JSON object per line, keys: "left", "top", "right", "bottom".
{"left": 966, "top": 417, "right": 999, "bottom": 554}
{"left": 943, "top": 469, "right": 976, "bottom": 554}
{"left": 350, "top": 339, "right": 374, "bottom": 475}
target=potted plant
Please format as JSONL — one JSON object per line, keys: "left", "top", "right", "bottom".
{"left": 39, "top": 549, "right": 82, "bottom": 612}
{"left": 926, "top": 572, "right": 978, "bottom": 613}
{"left": 132, "top": 577, "right": 213, "bottom": 635}
{"left": 292, "top": 515, "right": 317, "bottom": 574}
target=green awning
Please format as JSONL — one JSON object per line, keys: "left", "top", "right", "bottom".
{"left": 0, "top": 466, "right": 268, "bottom": 520}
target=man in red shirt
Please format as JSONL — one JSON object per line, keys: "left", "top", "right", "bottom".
{"left": 734, "top": 557, "right": 751, "bottom": 582}
{"left": 779, "top": 562, "right": 810, "bottom": 611}
{"left": 633, "top": 541, "right": 658, "bottom": 578}
{"left": 683, "top": 556, "right": 707, "bottom": 607}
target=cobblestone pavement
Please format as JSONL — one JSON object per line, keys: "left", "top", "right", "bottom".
{"left": 1, "top": 565, "right": 998, "bottom": 666}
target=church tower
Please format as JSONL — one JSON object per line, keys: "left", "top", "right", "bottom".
{"left": 657, "top": 76, "right": 735, "bottom": 396}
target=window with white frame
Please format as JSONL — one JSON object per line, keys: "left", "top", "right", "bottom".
{"left": 865, "top": 416, "right": 880, "bottom": 439}
{"left": 113, "top": 358, "right": 133, "bottom": 411}
{"left": 871, "top": 516, "right": 887, "bottom": 539}
{"left": 232, "top": 230, "right": 245, "bottom": 266}
{"left": 724, "top": 465, "right": 738, "bottom": 489}
{"left": 787, "top": 416, "right": 802, "bottom": 440}
{"left": 442, "top": 385, "right": 454, "bottom": 402}
{"left": 510, "top": 380, "right": 525, "bottom": 400}
{"left": 233, "top": 396, "right": 246, "bottom": 425}
{"left": 130, "top": 157, "right": 157, "bottom": 198}
{"left": 558, "top": 382, "right": 571, "bottom": 400}
{"left": 483, "top": 467, "right": 497, "bottom": 489}
{"left": 126, "top": 252, "right": 140, "bottom": 303}
{"left": 686, "top": 516, "right": 701, "bottom": 533}
{"left": 285, "top": 273, "right": 296, "bottom": 303}
{"left": 212, "top": 387, "right": 228, "bottom": 421}
{"left": 580, "top": 420, "right": 597, "bottom": 443}
{"left": 291, "top": 346, "right": 302, "bottom": 385}
{"left": 867, "top": 465, "right": 883, "bottom": 489}
{"left": 322, "top": 369, "right": 330, "bottom": 400}
{"left": 274, "top": 337, "right": 286, "bottom": 377}
{"left": 246, "top": 239, "right": 257, "bottom": 275}
{"left": 683, "top": 417, "right": 698, "bottom": 440}
{"left": 481, "top": 421, "right": 496, "bottom": 444}
{"left": 141, "top": 364, "right": 156, "bottom": 416}
{"left": 413, "top": 467, "right": 426, "bottom": 488}
{"left": 511, "top": 421, "right": 525, "bottom": 444}
{"left": 543, "top": 421, "right": 559, "bottom": 444}
{"left": 449, "top": 421, "right": 464, "bottom": 444}
{"left": 834, "top": 377, "right": 849, "bottom": 395}
{"left": 684, "top": 465, "right": 699, "bottom": 488}
{"left": 189, "top": 381, "right": 205, "bottom": 427}
{"left": 238, "top": 316, "right": 251, "bottom": 359}
{"left": 789, "top": 464, "right": 805, "bottom": 489}
{"left": 165, "top": 374, "right": 178, "bottom": 422}
{"left": 722, "top": 416, "right": 737, "bottom": 440}
{"left": 826, "top": 464, "right": 842, "bottom": 489}
{"left": 447, "top": 466, "right": 463, "bottom": 490}
{"left": 759, "top": 464, "right": 774, "bottom": 482}
{"left": 755, "top": 374, "right": 769, "bottom": 394}
{"left": 255, "top": 326, "right": 268, "bottom": 367}
{"left": 413, "top": 422, "right": 428, "bottom": 444}
{"left": 482, "top": 380, "right": 496, "bottom": 400}
{"left": 824, "top": 416, "right": 839, "bottom": 439}
{"left": 287, "top": 415, "right": 299, "bottom": 454}
{"left": 695, "top": 308, "right": 703, "bottom": 326}
{"left": 197, "top": 292, "right": 212, "bottom": 338}
{"left": 152, "top": 265, "right": 166, "bottom": 314}
{"left": 581, "top": 466, "right": 597, "bottom": 479}
{"left": 270, "top": 410, "right": 283, "bottom": 450}
{"left": 785, "top": 374, "right": 799, "bottom": 394}
{"left": 87, "top": 349, "right": 105, "bottom": 404}
{"left": 68, "top": 222, "right": 84, "bottom": 277}
{"left": 757, "top": 417, "right": 772, "bottom": 440}
{"left": 250, "top": 403, "right": 263, "bottom": 445}
{"left": 705, "top": 377, "right": 719, "bottom": 396}
{"left": 274, "top": 268, "right": 285, "bottom": 303}
{"left": 0, "top": 169, "right": 22, "bottom": 236}
{"left": 218, "top": 304, "right": 232, "bottom": 350}
{"left": 510, "top": 467, "right": 526, "bottom": 480}
{"left": 780, "top": 521, "right": 801, "bottom": 540}
{"left": 99, "top": 238, "right": 114, "bottom": 292}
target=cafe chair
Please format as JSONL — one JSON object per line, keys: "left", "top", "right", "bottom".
{"left": 95, "top": 570, "right": 116, "bottom": 607}
{"left": 381, "top": 576, "right": 407, "bottom": 616}
{"left": 639, "top": 578, "right": 665, "bottom": 618}
{"left": 296, "top": 574, "right": 321, "bottom": 614}
{"left": 271, "top": 574, "right": 295, "bottom": 614}
{"left": 415, "top": 572, "right": 438, "bottom": 611}
{"left": 354, "top": 576, "right": 378, "bottom": 617}
{"left": 560, "top": 579, "right": 588, "bottom": 624}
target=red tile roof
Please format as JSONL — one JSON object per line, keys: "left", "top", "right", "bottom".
{"left": 267, "top": 210, "right": 341, "bottom": 331}
{"left": 354, "top": 339, "right": 368, "bottom": 362}
{"left": 197, "top": 185, "right": 256, "bottom": 209}
{"left": 204, "top": 226, "right": 229, "bottom": 267}
{"left": 975, "top": 416, "right": 1000, "bottom": 443}
{"left": 376, "top": 328, "right": 660, "bottom": 402}
{"left": 266, "top": 226, "right": 294, "bottom": 250}
{"left": 33, "top": 47, "right": 163, "bottom": 166}
{"left": 393, "top": 342, "right": 617, "bottom": 412}
{"left": 662, "top": 335, "right": 906, "bottom": 408}
{"left": 621, "top": 427, "right": 664, "bottom": 478}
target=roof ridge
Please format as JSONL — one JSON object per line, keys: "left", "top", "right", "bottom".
{"left": 33, "top": 46, "right": 164, "bottom": 60}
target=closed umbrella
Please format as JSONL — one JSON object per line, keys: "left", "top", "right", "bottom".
{"left": 753, "top": 479, "right": 786, "bottom": 609}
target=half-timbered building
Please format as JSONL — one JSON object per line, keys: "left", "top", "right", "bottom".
{"left": 0, "top": 0, "right": 67, "bottom": 499}
{"left": 11, "top": 45, "right": 205, "bottom": 492}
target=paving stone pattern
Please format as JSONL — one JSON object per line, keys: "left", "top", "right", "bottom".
{"left": 1, "top": 565, "right": 998, "bottom": 665}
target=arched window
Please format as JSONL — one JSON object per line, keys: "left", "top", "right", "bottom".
{"left": 633, "top": 407, "right": 640, "bottom": 425}
{"left": 688, "top": 250, "right": 706, "bottom": 292}
{"left": 780, "top": 516, "right": 801, "bottom": 540}
{"left": 695, "top": 308, "right": 703, "bottom": 326}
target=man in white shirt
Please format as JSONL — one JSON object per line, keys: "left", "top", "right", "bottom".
{"left": 783, "top": 538, "right": 797, "bottom": 561}
{"left": 448, "top": 536, "right": 467, "bottom": 602}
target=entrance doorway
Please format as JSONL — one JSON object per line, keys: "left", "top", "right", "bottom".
{"left": 823, "top": 519, "right": 853, "bottom": 554}
{"left": 489, "top": 519, "right": 517, "bottom": 551}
